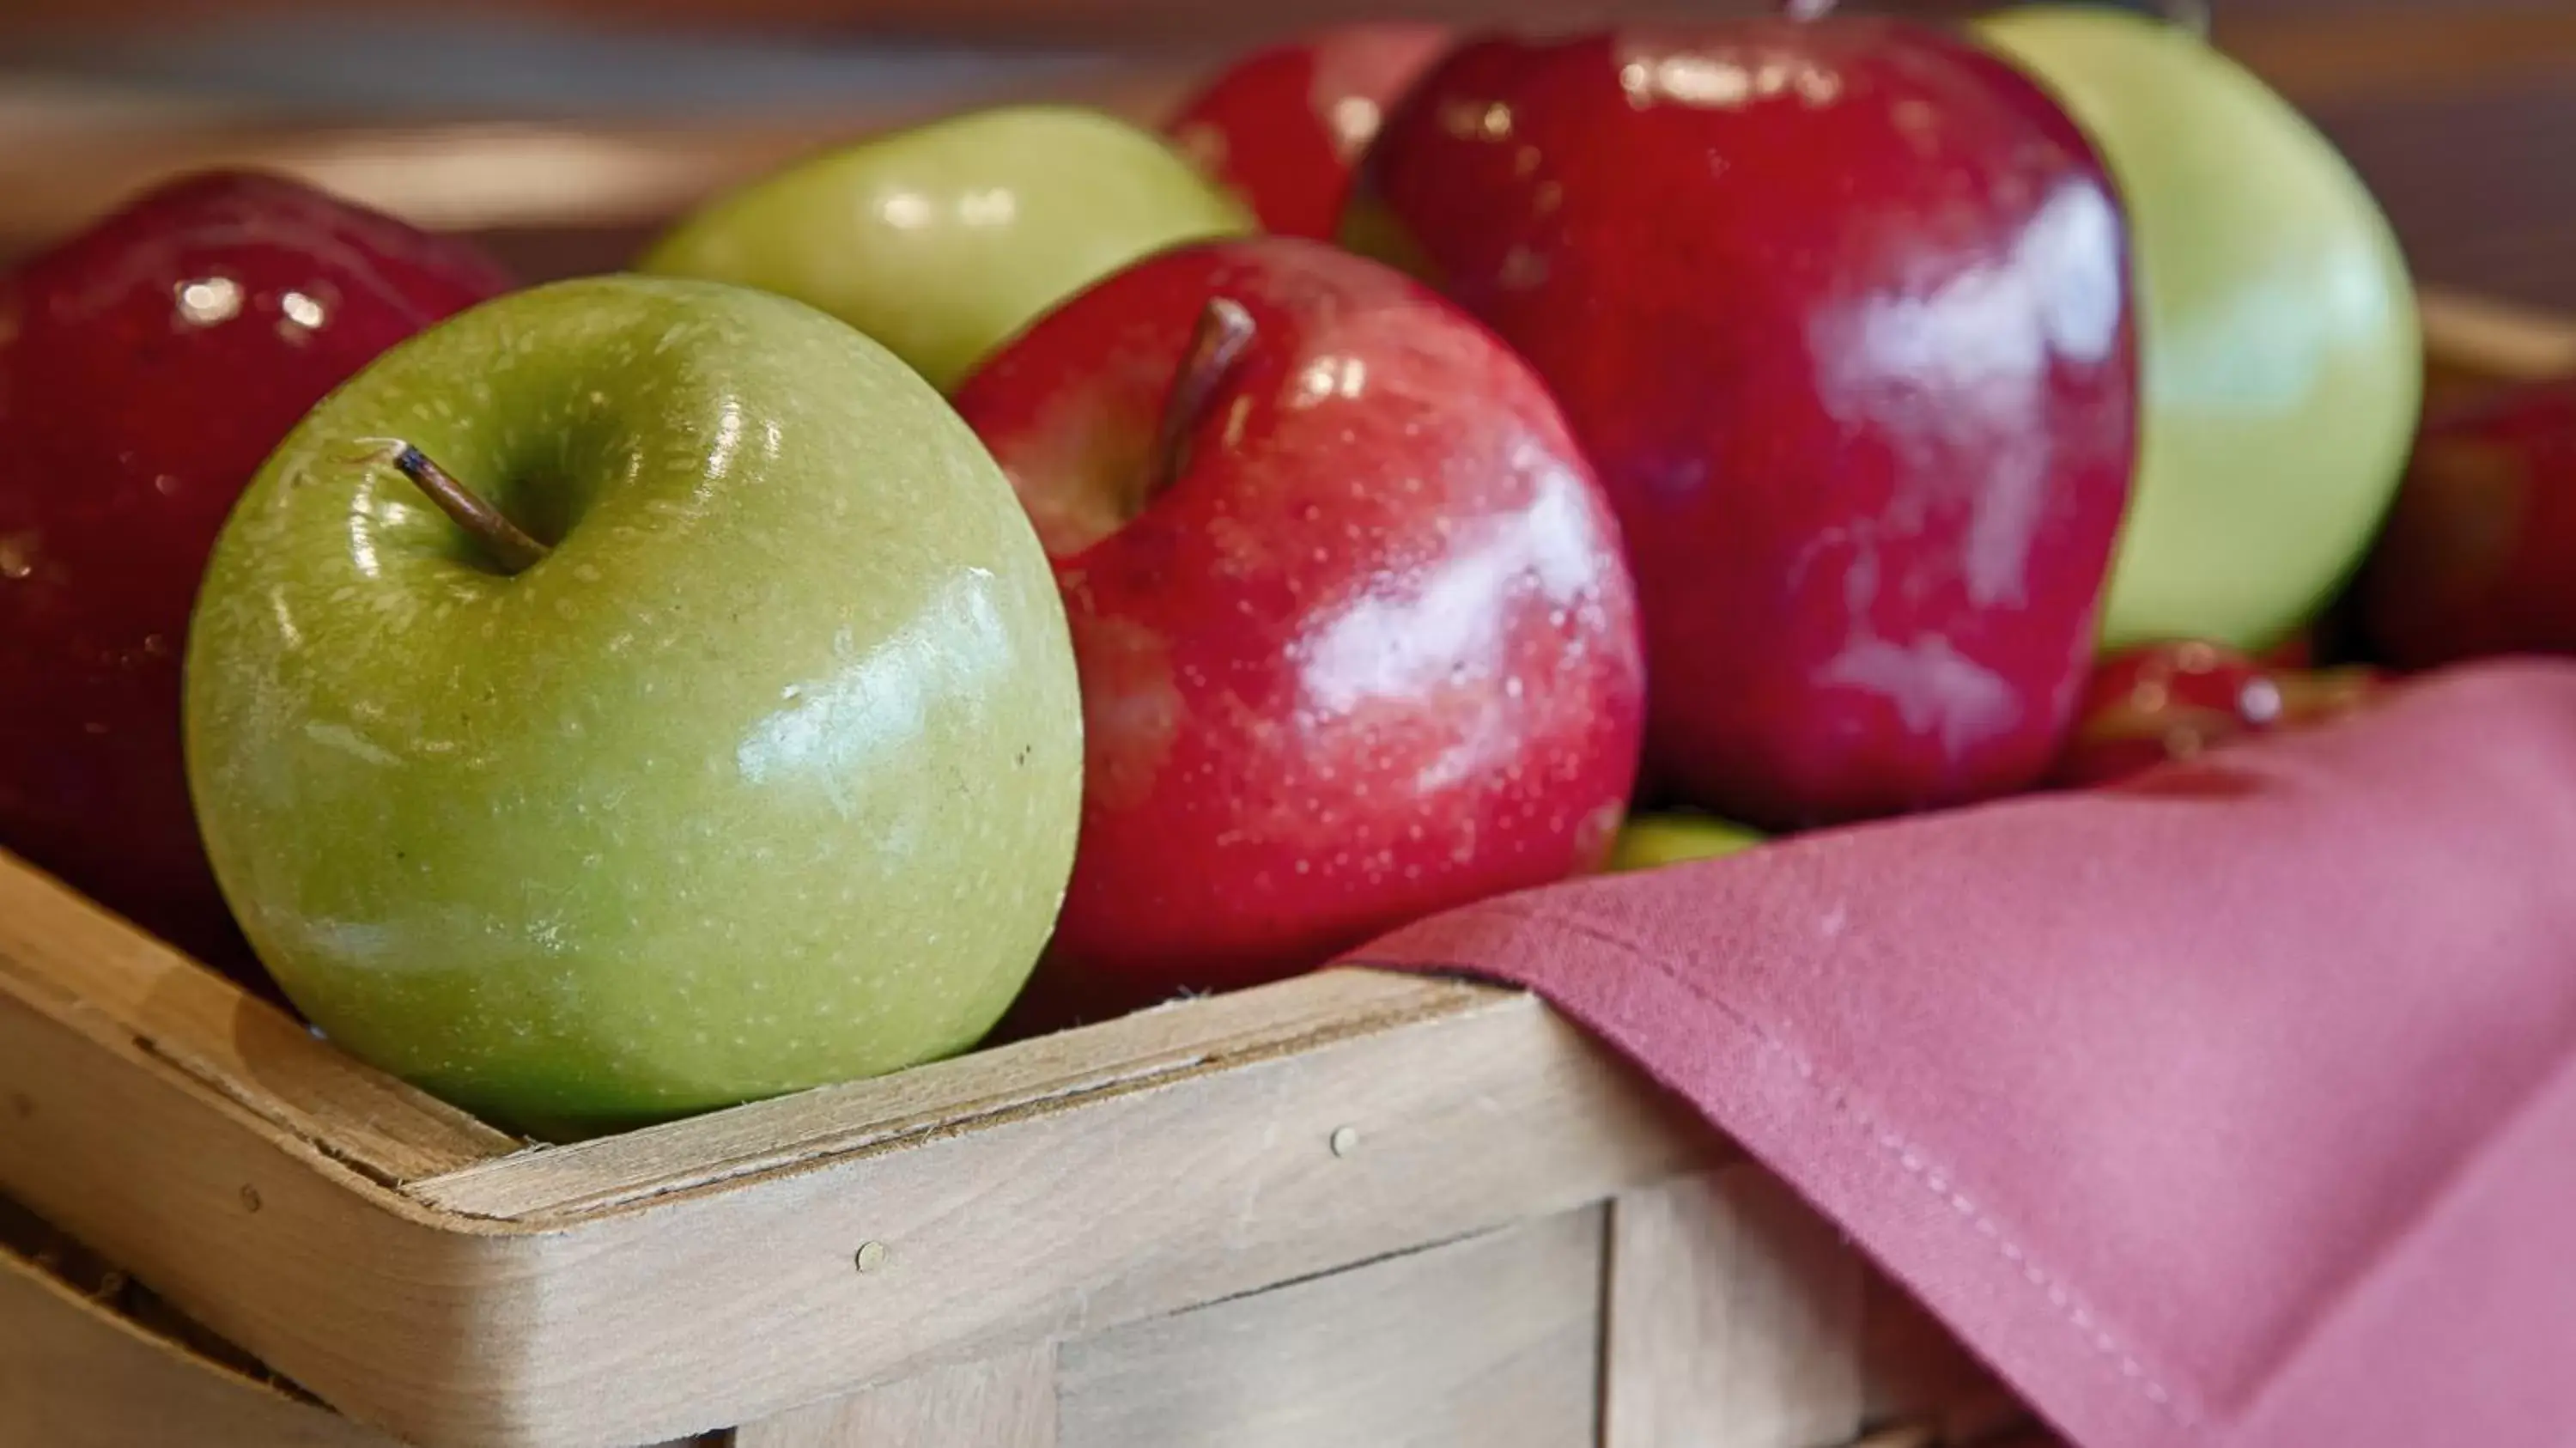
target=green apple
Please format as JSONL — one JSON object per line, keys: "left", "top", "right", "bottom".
{"left": 1976, "top": 6, "right": 2421, "bottom": 651}
{"left": 1607, "top": 813, "right": 1766, "bottom": 873}
{"left": 637, "top": 105, "right": 1253, "bottom": 392}
{"left": 183, "top": 275, "right": 1084, "bottom": 1138}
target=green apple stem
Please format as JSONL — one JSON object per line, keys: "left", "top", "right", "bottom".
{"left": 389, "top": 444, "right": 550, "bottom": 575}
{"left": 1143, "top": 296, "right": 1257, "bottom": 508}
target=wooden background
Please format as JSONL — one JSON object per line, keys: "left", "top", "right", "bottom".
{"left": 0, "top": 0, "right": 2570, "bottom": 309}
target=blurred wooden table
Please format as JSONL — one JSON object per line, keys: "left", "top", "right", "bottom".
{"left": 0, "top": 0, "right": 2570, "bottom": 311}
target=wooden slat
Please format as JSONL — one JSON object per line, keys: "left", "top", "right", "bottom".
{"left": 0, "top": 1236, "right": 398, "bottom": 1448}
{"left": 0, "top": 70, "right": 1197, "bottom": 251}
{"left": 0, "top": 861, "right": 1708, "bottom": 1448}
{"left": 397, "top": 980, "right": 1704, "bottom": 1446}
{"left": 1055, "top": 1207, "right": 1605, "bottom": 1448}
{"left": 1602, "top": 1166, "right": 1867, "bottom": 1448}
{"left": 0, "top": 849, "right": 514, "bottom": 1183}
{"left": 735, "top": 1344, "right": 1058, "bottom": 1448}
{"left": 413, "top": 970, "right": 1508, "bottom": 1220}
{"left": 0, "top": 963, "right": 535, "bottom": 1446}
{"left": 2420, "top": 286, "right": 2576, "bottom": 386}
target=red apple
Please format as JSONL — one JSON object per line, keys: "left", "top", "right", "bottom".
{"left": 1345, "top": 20, "right": 2139, "bottom": 829}
{"left": 954, "top": 235, "right": 1644, "bottom": 1024}
{"left": 0, "top": 171, "right": 511, "bottom": 966}
{"left": 2359, "top": 377, "right": 2576, "bottom": 669}
{"left": 2052, "top": 639, "right": 2281, "bottom": 787}
{"left": 1167, "top": 22, "right": 1454, "bottom": 239}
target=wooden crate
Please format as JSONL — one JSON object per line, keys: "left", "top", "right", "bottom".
{"left": 3, "top": 118, "right": 2573, "bottom": 1448}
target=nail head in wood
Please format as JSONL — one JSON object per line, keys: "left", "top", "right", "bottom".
{"left": 854, "top": 1240, "right": 889, "bottom": 1274}
{"left": 1328, "top": 1125, "right": 1360, "bottom": 1158}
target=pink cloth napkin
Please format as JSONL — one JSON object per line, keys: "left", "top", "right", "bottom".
{"left": 1351, "top": 658, "right": 2576, "bottom": 1448}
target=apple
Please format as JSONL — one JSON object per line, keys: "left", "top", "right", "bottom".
{"left": 1607, "top": 812, "right": 1765, "bottom": 873}
{"left": 1166, "top": 22, "right": 1454, "bottom": 239}
{"left": 0, "top": 169, "right": 511, "bottom": 970}
{"left": 2275, "top": 664, "right": 2388, "bottom": 727}
{"left": 952, "top": 236, "right": 1644, "bottom": 1025}
{"left": 1345, "top": 20, "right": 2138, "bottom": 830}
{"left": 183, "top": 275, "right": 1085, "bottom": 1136}
{"left": 1976, "top": 5, "right": 2421, "bottom": 652}
{"left": 2358, "top": 378, "right": 2576, "bottom": 668}
{"left": 638, "top": 106, "right": 1252, "bottom": 392}
{"left": 2051, "top": 639, "right": 2281, "bottom": 787}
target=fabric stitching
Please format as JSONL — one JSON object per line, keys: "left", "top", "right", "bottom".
{"left": 1394, "top": 900, "right": 2202, "bottom": 1432}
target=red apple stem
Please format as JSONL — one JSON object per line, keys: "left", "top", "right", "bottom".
{"left": 388, "top": 443, "right": 550, "bottom": 575}
{"left": 1144, "top": 296, "right": 1257, "bottom": 508}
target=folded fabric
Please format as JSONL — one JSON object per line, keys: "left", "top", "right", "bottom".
{"left": 1352, "top": 658, "right": 2576, "bottom": 1448}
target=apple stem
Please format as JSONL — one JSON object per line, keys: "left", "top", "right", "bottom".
{"left": 388, "top": 444, "right": 550, "bottom": 575}
{"left": 1144, "top": 296, "right": 1257, "bottom": 508}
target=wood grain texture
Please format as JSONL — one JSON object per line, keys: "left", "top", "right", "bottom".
{"left": 0, "top": 818, "right": 1710, "bottom": 1448}
{"left": 1603, "top": 1167, "right": 1867, "bottom": 1448}
{"left": 1056, "top": 1208, "right": 1605, "bottom": 1448}
{"left": 735, "top": 1344, "right": 1057, "bottom": 1448}
{"left": 0, "top": 953, "right": 529, "bottom": 1445}
{"left": 2419, "top": 286, "right": 2576, "bottom": 387}
{"left": 0, "top": 847, "right": 512, "bottom": 1183}
{"left": 0, "top": 71, "right": 1194, "bottom": 251}
{"left": 413, "top": 970, "right": 1516, "bottom": 1219}
{"left": 391, "top": 980, "right": 1704, "bottom": 1445}
{"left": 0, "top": 1234, "right": 398, "bottom": 1448}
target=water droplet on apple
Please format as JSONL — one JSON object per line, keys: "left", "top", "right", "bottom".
{"left": 173, "top": 276, "right": 242, "bottom": 326}
{"left": 0, "top": 532, "right": 34, "bottom": 580}
{"left": 279, "top": 289, "right": 327, "bottom": 331}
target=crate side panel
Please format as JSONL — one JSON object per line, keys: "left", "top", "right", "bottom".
{"left": 734, "top": 1343, "right": 1057, "bottom": 1448}
{"left": 415, "top": 970, "right": 1498, "bottom": 1220}
{"left": 439, "top": 993, "right": 1708, "bottom": 1447}
{"left": 0, "top": 983, "right": 556, "bottom": 1448}
{"left": 1056, "top": 1207, "right": 1605, "bottom": 1448}
{"left": 0, "top": 1235, "right": 399, "bottom": 1448}
{"left": 1604, "top": 1166, "right": 1867, "bottom": 1448}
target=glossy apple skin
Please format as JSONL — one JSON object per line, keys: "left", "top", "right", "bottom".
{"left": 1346, "top": 21, "right": 2138, "bottom": 829}
{"left": 1167, "top": 23, "right": 1454, "bottom": 239}
{"left": 185, "top": 277, "right": 1085, "bottom": 1136}
{"left": 1978, "top": 7, "right": 2421, "bottom": 652}
{"left": 2359, "top": 379, "right": 2576, "bottom": 669}
{"left": 955, "top": 237, "right": 1644, "bottom": 1023}
{"left": 639, "top": 106, "right": 1251, "bottom": 392}
{"left": 0, "top": 171, "right": 511, "bottom": 968}
{"left": 2052, "top": 639, "right": 2281, "bottom": 787}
